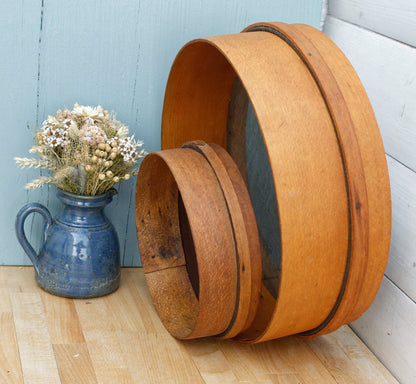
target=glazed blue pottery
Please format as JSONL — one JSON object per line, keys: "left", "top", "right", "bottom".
{"left": 15, "top": 188, "right": 120, "bottom": 298}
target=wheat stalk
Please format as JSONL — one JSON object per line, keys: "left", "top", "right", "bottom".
{"left": 14, "top": 157, "right": 57, "bottom": 170}
{"left": 25, "top": 176, "right": 55, "bottom": 189}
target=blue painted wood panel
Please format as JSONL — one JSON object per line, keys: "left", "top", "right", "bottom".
{"left": 1, "top": 0, "right": 322, "bottom": 266}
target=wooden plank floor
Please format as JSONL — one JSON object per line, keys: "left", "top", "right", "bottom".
{"left": 0, "top": 267, "right": 399, "bottom": 384}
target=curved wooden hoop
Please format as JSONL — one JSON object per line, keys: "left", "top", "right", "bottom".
{"left": 182, "top": 141, "right": 262, "bottom": 338}
{"left": 135, "top": 148, "right": 237, "bottom": 339}
{"left": 243, "top": 22, "right": 369, "bottom": 337}
{"left": 292, "top": 23, "right": 391, "bottom": 335}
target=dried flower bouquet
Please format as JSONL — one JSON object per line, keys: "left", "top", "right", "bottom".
{"left": 15, "top": 104, "right": 146, "bottom": 196}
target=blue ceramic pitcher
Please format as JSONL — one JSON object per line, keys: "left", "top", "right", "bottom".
{"left": 15, "top": 188, "right": 120, "bottom": 298}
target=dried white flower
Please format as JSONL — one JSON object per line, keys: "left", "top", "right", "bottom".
{"left": 117, "top": 136, "right": 145, "bottom": 162}
{"left": 73, "top": 104, "right": 105, "bottom": 122}
{"left": 62, "top": 118, "right": 73, "bottom": 128}
{"left": 117, "top": 125, "right": 129, "bottom": 138}
{"left": 79, "top": 125, "right": 107, "bottom": 145}
{"left": 68, "top": 122, "right": 80, "bottom": 140}
{"left": 40, "top": 116, "right": 69, "bottom": 148}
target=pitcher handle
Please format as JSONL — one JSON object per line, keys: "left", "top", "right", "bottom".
{"left": 15, "top": 203, "right": 53, "bottom": 274}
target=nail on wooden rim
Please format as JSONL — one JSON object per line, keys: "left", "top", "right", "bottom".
{"left": 160, "top": 22, "right": 390, "bottom": 342}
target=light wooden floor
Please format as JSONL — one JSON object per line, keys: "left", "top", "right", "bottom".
{"left": 0, "top": 267, "right": 398, "bottom": 384}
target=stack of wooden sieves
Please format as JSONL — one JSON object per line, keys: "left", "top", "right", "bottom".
{"left": 135, "top": 22, "right": 391, "bottom": 343}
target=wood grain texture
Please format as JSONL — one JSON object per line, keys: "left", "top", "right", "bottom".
{"left": 6, "top": 266, "right": 39, "bottom": 293}
{"left": 351, "top": 277, "right": 416, "bottom": 384}
{"left": 101, "top": 278, "right": 148, "bottom": 333}
{"left": 122, "top": 268, "right": 169, "bottom": 335}
{"left": 0, "top": 269, "right": 24, "bottom": 384}
{"left": 0, "top": 313, "right": 24, "bottom": 384}
{"left": 118, "top": 331, "right": 205, "bottom": 384}
{"left": 182, "top": 339, "right": 240, "bottom": 383}
{"left": 182, "top": 142, "right": 262, "bottom": 338}
{"left": 305, "top": 325, "right": 399, "bottom": 384}
{"left": 0, "top": 266, "right": 399, "bottom": 384}
{"left": 40, "top": 291, "right": 85, "bottom": 344}
{"left": 53, "top": 343, "right": 98, "bottom": 384}
{"left": 11, "top": 292, "right": 61, "bottom": 383}
{"left": 74, "top": 330, "right": 135, "bottom": 384}
{"left": 244, "top": 20, "right": 383, "bottom": 338}
{"left": 328, "top": 0, "right": 416, "bottom": 47}
{"left": 291, "top": 22, "right": 390, "bottom": 332}
{"left": 1, "top": 0, "right": 323, "bottom": 267}
{"left": 324, "top": 16, "right": 416, "bottom": 172}
{"left": 136, "top": 147, "right": 240, "bottom": 339}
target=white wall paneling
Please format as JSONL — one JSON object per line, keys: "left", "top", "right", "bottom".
{"left": 329, "top": 0, "right": 416, "bottom": 47}
{"left": 386, "top": 156, "right": 416, "bottom": 302}
{"left": 351, "top": 277, "right": 416, "bottom": 384}
{"left": 325, "top": 3, "right": 416, "bottom": 383}
{"left": 324, "top": 16, "right": 416, "bottom": 171}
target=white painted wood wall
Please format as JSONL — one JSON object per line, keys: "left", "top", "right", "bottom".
{"left": 323, "top": 1, "right": 416, "bottom": 383}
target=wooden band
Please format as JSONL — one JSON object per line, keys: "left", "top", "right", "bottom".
{"left": 136, "top": 143, "right": 263, "bottom": 339}
{"left": 135, "top": 148, "right": 237, "bottom": 339}
{"left": 182, "top": 141, "right": 262, "bottom": 338}
{"left": 242, "top": 22, "right": 370, "bottom": 338}
{"left": 291, "top": 23, "right": 391, "bottom": 335}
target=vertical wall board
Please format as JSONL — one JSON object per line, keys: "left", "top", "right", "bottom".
{"left": 324, "top": 16, "right": 416, "bottom": 172}
{"left": 0, "top": 0, "right": 44, "bottom": 266}
{"left": 35, "top": 0, "right": 145, "bottom": 267}
{"left": 386, "top": 156, "right": 416, "bottom": 302}
{"left": 2, "top": 0, "right": 323, "bottom": 266}
{"left": 328, "top": 0, "right": 416, "bottom": 47}
{"left": 351, "top": 277, "right": 416, "bottom": 384}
